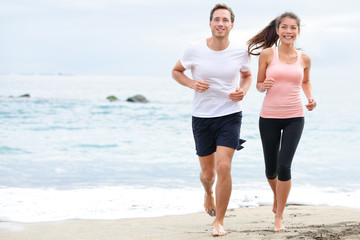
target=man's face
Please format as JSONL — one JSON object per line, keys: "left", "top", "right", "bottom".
{"left": 210, "top": 9, "right": 234, "bottom": 39}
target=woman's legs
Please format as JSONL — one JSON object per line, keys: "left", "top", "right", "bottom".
{"left": 274, "top": 179, "right": 291, "bottom": 231}
{"left": 274, "top": 117, "right": 304, "bottom": 230}
{"left": 259, "top": 117, "right": 304, "bottom": 231}
{"left": 267, "top": 178, "right": 277, "bottom": 214}
{"left": 259, "top": 117, "right": 281, "bottom": 215}
{"left": 267, "top": 177, "right": 291, "bottom": 231}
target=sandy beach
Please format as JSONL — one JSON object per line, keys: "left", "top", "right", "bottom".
{"left": 0, "top": 205, "right": 359, "bottom": 240}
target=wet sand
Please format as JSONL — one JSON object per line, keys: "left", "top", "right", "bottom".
{"left": 0, "top": 205, "right": 359, "bottom": 240}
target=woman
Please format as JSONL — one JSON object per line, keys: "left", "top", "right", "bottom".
{"left": 247, "top": 12, "right": 316, "bottom": 232}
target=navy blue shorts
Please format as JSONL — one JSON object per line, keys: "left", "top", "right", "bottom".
{"left": 192, "top": 112, "right": 245, "bottom": 157}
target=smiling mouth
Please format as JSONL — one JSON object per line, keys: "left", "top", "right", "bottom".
{"left": 284, "top": 36, "right": 294, "bottom": 39}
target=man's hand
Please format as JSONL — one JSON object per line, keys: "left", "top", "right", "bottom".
{"left": 229, "top": 88, "right": 245, "bottom": 102}
{"left": 193, "top": 80, "right": 210, "bottom": 93}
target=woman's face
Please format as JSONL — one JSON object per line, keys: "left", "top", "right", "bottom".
{"left": 276, "top": 17, "right": 300, "bottom": 44}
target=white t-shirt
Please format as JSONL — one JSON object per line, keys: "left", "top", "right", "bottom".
{"left": 180, "top": 39, "right": 250, "bottom": 118}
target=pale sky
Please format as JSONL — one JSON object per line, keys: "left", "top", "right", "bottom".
{"left": 1, "top": 0, "right": 359, "bottom": 76}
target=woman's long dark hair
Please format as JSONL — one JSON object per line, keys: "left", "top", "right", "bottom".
{"left": 247, "top": 12, "right": 301, "bottom": 56}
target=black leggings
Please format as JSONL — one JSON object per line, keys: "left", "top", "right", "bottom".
{"left": 259, "top": 117, "right": 304, "bottom": 181}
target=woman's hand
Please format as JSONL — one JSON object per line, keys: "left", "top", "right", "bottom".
{"left": 263, "top": 78, "right": 275, "bottom": 90}
{"left": 305, "top": 98, "right": 317, "bottom": 111}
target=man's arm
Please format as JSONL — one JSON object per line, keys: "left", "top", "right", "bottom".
{"left": 239, "top": 70, "right": 252, "bottom": 94}
{"left": 229, "top": 70, "right": 252, "bottom": 102}
{"left": 172, "top": 60, "right": 210, "bottom": 92}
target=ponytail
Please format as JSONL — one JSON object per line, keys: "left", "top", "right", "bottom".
{"left": 247, "top": 18, "right": 278, "bottom": 56}
{"left": 247, "top": 12, "right": 301, "bottom": 56}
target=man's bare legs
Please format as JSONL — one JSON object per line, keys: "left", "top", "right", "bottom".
{"left": 199, "top": 153, "right": 216, "bottom": 216}
{"left": 199, "top": 146, "right": 235, "bottom": 236}
{"left": 213, "top": 146, "right": 235, "bottom": 236}
{"left": 268, "top": 177, "right": 291, "bottom": 232}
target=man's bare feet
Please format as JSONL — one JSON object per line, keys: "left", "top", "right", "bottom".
{"left": 204, "top": 193, "right": 216, "bottom": 217}
{"left": 212, "top": 223, "right": 227, "bottom": 237}
{"left": 274, "top": 215, "right": 286, "bottom": 232}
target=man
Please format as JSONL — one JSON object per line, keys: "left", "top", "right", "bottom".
{"left": 171, "top": 4, "right": 252, "bottom": 237}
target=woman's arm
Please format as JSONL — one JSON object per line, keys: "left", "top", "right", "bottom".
{"left": 301, "top": 53, "right": 317, "bottom": 111}
{"left": 256, "top": 48, "right": 275, "bottom": 93}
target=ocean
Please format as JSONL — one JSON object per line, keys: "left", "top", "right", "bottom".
{"left": 0, "top": 73, "right": 359, "bottom": 223}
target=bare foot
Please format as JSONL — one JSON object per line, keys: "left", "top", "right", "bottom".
{"left": 212, "top": 223, "right": 227, "bottom": 237}
{"left": 204, "top": 193, "right": 216, "bottom": 217}
{"left": 274, "top": 225, "right": 286, "bottom": 232}
{"left": 272, "top": 197, "right": 277, "bottom": 214}
{"left": 274, "top": 215, "right": 286, "bottom": 232}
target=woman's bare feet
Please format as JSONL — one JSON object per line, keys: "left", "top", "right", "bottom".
{"left": 204, "top": 193, "right": 216, "bottom": 216}
{"left": 274, "top": 225, "right": 286, "bottom": 232}
{"left": 272, "top": 197, "right": 277, "bottom": 214}
{"left": 212, "top": 222, "right": 227, "bottom": 237}
{"left": 274, "top": 215, "right": 286, "bottom": 232}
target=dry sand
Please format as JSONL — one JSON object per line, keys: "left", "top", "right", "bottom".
{"left": 0, "top": 205, "right": 359, "bottom": 240}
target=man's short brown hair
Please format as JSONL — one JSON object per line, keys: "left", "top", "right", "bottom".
{"left": 210, "top": 4, "right": 235, "bottom": 23}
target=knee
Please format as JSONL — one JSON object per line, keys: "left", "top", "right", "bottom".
{"left": 216, "top": 161, "right": 231, "bottom": 177}
{"left": 278, "top": 165, "right": 291, "bottom": 181}
{"left": 266, "top": 170, "right": 277, "bottom": 180}
{"left": 201, "top": 169, "right": 216, "bottom": 182}
{"left": 265, "top": 163, "right": 277, "bottom": 179}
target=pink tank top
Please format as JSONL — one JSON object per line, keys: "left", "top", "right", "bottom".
{"left": 260, "top": 47, "right": 304, "bottom": 118}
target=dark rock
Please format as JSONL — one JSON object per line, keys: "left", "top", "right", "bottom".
{"left": 126, "top": 94, "right": 149, "bottom": 103}
{"left": 19, "top": 94, "right": 30, "bottom": 98}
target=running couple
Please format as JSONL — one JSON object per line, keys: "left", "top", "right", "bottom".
{"left": 172, "top": 3, "right": 316, "bottom": 237}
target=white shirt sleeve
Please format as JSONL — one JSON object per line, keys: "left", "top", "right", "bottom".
{"left": 180, "top": 44, "right": 194, "bottom": 70}
{"left": 240, "top": 50, "right": 250, "bottom": 72}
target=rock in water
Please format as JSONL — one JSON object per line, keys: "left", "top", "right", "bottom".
{"left": 126, "top": 95, "right": 149, "bottom": 103}
{"left": 19, "top": 93, "right": 30, "bottom": 98}
{"left": 106, "top": 95, "right": 118, "bottom": 102}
